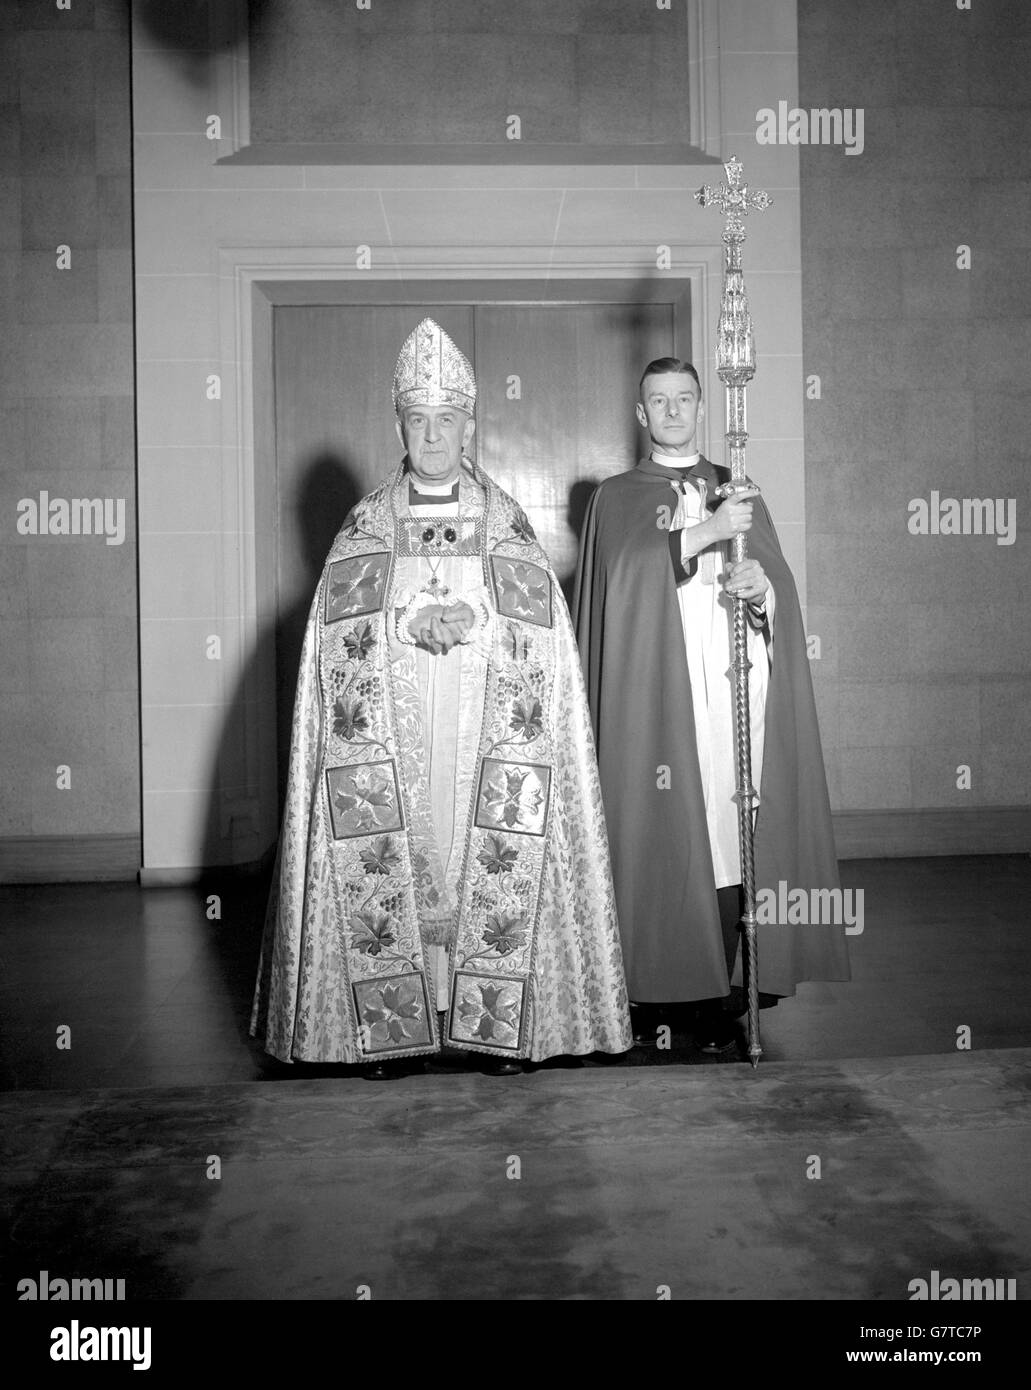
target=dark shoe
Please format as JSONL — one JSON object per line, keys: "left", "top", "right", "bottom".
{"left": 480, "top": 1056, "right": 523, "bottom": 1076}
{"left": 363, "top": 1059, "right": 406, "bottom": 1081}
{"left": 630, "top": 1002, "right": 662, "bottom": 1047}
{"left": 695, "top": 1013, "right": 739, "bottom": 1054}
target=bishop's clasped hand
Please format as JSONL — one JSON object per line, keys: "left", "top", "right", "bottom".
{"left": 408, "top": 600, "right": 475, "bottom": 654}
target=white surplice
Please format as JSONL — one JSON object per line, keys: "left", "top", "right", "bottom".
{"left": 653, "top": 452, "right": 776, "bottom": 888}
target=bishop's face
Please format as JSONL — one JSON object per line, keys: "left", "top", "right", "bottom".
{"left": 397, "top": 405, "right": 474, "bottom": 487}
{"left": 636, "top": 372, "right": 702, "bottom": 456}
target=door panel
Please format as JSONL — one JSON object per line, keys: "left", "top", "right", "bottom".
{"left": 475, "top": 302, "right": 672, "bottom": 584}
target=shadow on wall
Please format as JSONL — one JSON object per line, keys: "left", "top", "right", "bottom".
{"left": 561, "top": 478, "right": 597, "bottom": 610}
{"left": 200, "top": 449, "right": 364, "bottom": 871}
{"left": 131, "top": 0, "right": 267, "bottom": 84}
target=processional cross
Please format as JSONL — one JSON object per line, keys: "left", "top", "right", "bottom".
{"left": 695, "top": 155, "right": 771, "bottom": 1068}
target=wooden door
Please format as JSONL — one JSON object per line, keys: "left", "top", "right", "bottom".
{"left": 474, "top": 302, "right": 673, "bottom": 585}
{"left": 272, "top": 300, "right": 674, "bottom": 799}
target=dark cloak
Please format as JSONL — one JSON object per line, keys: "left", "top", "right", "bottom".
{"left": 572, "top": 457, "right": 851, "bottom": 1002}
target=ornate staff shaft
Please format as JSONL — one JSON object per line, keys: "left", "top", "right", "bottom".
{"left": 695, "top": 155, "right": 771, "bottom": 1069}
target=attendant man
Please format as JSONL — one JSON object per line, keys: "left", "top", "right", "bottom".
{"left": 253, "top": 319, "right": 631, "bottom": 1078}
{"left": 573, "top": 357, "right": 849, "bottom": 1051}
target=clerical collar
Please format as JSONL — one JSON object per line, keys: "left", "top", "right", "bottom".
{"left": 408, "top": 472, "right": 460, "bottom": 506}
{"left": 650, "top": 451, "right": 701, "bottom": 472}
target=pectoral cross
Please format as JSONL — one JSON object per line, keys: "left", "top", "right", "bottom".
{"left": 425, "top": 561, "right": 450, "bottom": 599}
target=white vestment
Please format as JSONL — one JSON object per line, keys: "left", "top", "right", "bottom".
{"left": 393, "top": 474, "right": 494, "bottom": 1009}
{"left": 654, "top": 453, "right": 776, "bottom": 888}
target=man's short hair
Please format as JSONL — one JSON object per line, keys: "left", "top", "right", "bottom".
{"left": 638, "top": 357, "right": 702, "bottom": 401}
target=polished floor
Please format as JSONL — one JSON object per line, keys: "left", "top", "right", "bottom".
{"left": 2, "top": 855, "right": 1029, "bottom": 1307}
{"left": 1, "top": 856, "right": 1029, "bottom": 1089}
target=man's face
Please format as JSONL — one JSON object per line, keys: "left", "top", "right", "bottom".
{"left": 397, "top": 405, "right": 474, "bottom": 486}
{"left": 636, "top": 372, "right": 702, "bottom": 455}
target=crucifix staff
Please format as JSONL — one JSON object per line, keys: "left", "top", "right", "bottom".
{"left": 695, "top": 155, "right": 771, "bottom": 1069}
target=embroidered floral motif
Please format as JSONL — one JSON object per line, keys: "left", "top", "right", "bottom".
{"left": 481, "top": 912, "right": 526, "bottom": 957}
{"left": 327, "top": 760, "right": 404, "bottom": 838}
{"left": 333, "top": 696, "right": 370, "bottom": 741}
{"left": 343, "top": 620, "right": 377, "bottom": 662}
{"left": 510, "top": 511, "right": 536, "bottom": 543}
{"left": 359, "top": 836, "right": 401, "bottom": 876}
{"left": 503, "top": 566, "right": 546, "bottom": 615}
{"left": 458, "top": 981, "right": 521, "bottom": 1042}
{"left": 344, "top": 503, "right": 371, "bottom": 538}
{"left": 362, "top": 978, "right": 424, "bottom": 1045}
{"left": 492, "top": 556, "right": 552, "bottom": 627}
{"left": 335, "top": 769, "right": 394, "bottom": 827}
{"left": 325, "top": 554, "right": 388, "bottom": 623}
{"left": 331, "top": 561, "right": 378, "bottom": 608}
{"left": 479, "top": 763, "right": 548, "bottom": 833}
{"left": 477, "top": 834, "right": 519, "bottom": 876}
{"left": 349, "top": 908, "right": 398, "bottom": 956}
{"left": 509, "top": 697, "right": 543, "bottom": 742}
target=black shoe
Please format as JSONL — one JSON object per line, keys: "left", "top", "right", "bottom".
{"left": 695, "top": 1013, "right": 739, "bottom": 1054}
{"left": 363, "top": 1059, "right": 406, "bottom": 1081}
{"left": 630, "top": 1002, "right": 662, "bottom": 1047}
{"left": 480, "top": 1056, "right": 523, "bottom": 1076}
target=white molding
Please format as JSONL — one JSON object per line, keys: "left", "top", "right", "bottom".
{"left": 211, "top": 0, "right": 250, "bottom": 157}
{"left": 690, "top": 0, "right": 725, "bottom": 159}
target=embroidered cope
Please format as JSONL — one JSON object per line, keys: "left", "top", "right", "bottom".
{"left": 252, "top": 459, "right": 632, "bottom": 1062}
